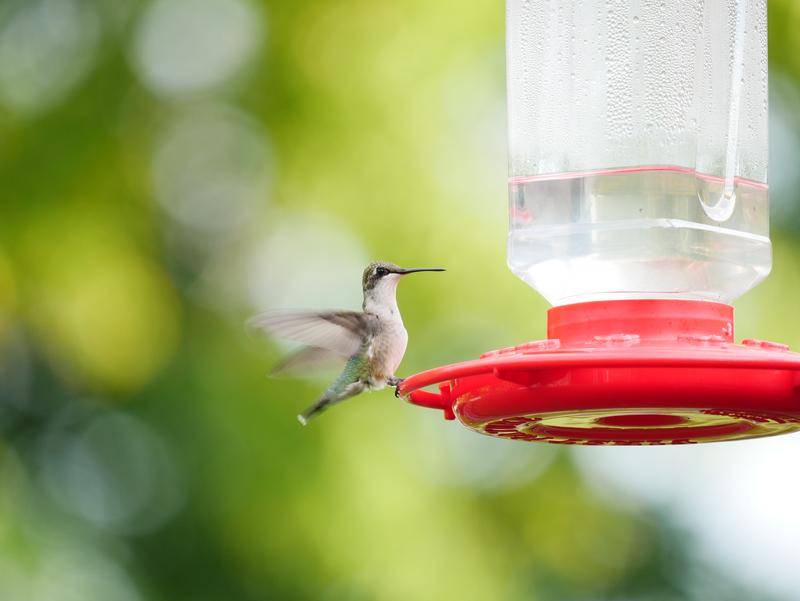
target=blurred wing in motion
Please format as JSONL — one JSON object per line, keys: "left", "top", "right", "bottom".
{"left": 248, "top": 311, "right": 373, "bottom": 358}
{"left": 269, "top": 346, "right": 346, "bottom": 376}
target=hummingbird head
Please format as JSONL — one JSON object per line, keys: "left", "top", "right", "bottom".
{"left": 361, "top": 261, "right": 445, "bottom": 315}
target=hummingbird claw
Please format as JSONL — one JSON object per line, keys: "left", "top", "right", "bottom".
{"left": 390, "top": 377, "right": 405, "bottom": 397}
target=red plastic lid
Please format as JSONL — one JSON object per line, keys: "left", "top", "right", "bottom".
{"left": 398, "top": 300, "right": 800, "bottom": 445}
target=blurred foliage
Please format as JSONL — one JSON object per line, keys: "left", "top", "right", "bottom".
{"left": 0, "top": 0, "right": 798, "bottom": 600}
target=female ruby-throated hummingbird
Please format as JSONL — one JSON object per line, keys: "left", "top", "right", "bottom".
{"left": 249, "top": 261, "right": 445, "bottom": 424}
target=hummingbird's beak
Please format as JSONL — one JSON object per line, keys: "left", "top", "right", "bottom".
{"left": 394, "top": 267, "right": 446, "bottom": 275}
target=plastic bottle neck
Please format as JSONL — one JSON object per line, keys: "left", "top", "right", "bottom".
{"left": 547, "top": 300, "right": 734, "bottom": 345}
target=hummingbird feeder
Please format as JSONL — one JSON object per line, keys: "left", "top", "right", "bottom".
{"left": 397, "top": 0, "right": 800, "bottom": 445}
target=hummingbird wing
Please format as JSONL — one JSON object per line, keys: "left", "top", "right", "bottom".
{"left": 270, "top": 346, "right": 344, "bottom": 376}
{"left": 247, "top": 311, "right": 375, "bottom": 358}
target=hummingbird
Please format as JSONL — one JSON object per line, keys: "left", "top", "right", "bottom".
{"left": 249, "top": 261, "right": 445, "bottom": 424}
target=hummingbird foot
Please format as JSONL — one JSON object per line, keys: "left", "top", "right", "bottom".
{"left": 389, "top": 377, "right": 405, "bottom": 397}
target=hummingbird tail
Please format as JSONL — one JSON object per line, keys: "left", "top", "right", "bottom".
{"left": 296, "top": 378, "right": 367, "bottom": 426}
{"left": 297, "top": 397, "right": 333, "bottom": 426}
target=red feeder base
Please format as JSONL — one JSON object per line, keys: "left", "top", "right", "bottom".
{"left": 398, "top": 300, "right": 800, "bottom": 445}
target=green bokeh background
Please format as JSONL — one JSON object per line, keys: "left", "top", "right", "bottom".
{"left": 1, "top": 1, "right": 799, "bottom": 600}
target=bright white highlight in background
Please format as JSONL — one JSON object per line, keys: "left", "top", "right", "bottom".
{"left": 132, "top": 0, "right": 263, "bottom": 98}
{"left": 246, "top": 213, "right": 369, "bottom": 314}
{"left": 38, "top": 410, "right": 185, "bottom": 535}
{"left": 573, "top": 437, "right": 800, "bottom": 599}
{"left": 152, "top": 104, "right": 272, "bottom": 233}
{"left": 0, "top": 0, "right": 100, "bottom": 115}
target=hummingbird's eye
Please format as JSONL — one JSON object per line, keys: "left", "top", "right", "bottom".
{"left": 376, "top": 267, "right": 389, "bottom": 277}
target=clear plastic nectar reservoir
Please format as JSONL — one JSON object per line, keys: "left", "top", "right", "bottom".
{"left": 506, "top": 0, "right": 769, "bottom": 305}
